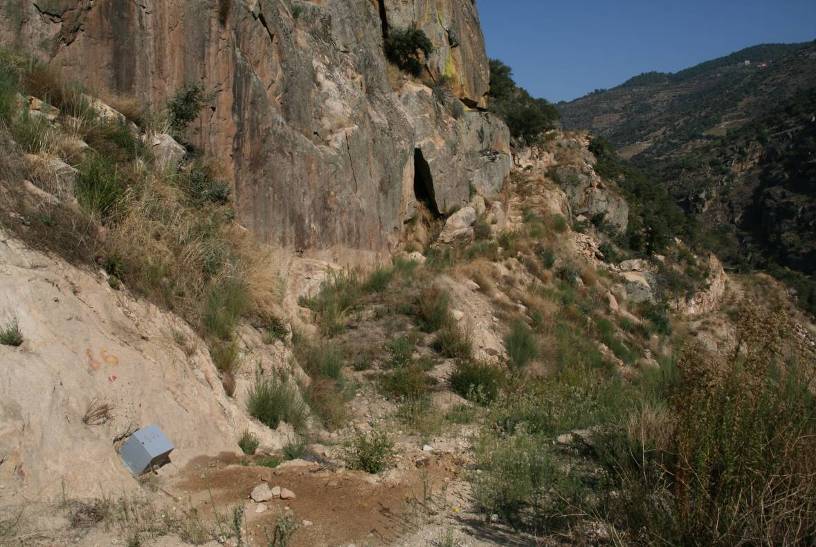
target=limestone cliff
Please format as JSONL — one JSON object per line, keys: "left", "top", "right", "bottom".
{"left": 0, "top": 0, "right": 510, "bottom": 253}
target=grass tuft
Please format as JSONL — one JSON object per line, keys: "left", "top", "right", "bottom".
{"left": 505, "top": 320, "right": 538, "bottom": 369}
{"left": 238, "top": 430, "right": 259, "bottom": 455}
{"left": 247, "top": 371, "right": 307, "bottom": 431}
{"left": 0, "top": 318, "right": 23, "bottom": 346}
{"left": 343, "top": 429, "right": 395, "bottom": 474}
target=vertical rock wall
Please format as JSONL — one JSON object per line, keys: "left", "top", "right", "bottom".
{"left": 0, "top": 0, "right": 510, "bottom": 253}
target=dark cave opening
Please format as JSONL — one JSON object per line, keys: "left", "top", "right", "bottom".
{"left": 377, "top": 0, "right": 389, "bottom": 40}
{"left": 414, "top": 148, "right": 441, "bottom": 217}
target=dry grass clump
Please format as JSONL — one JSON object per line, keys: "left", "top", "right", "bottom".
{"left": 82, "top": 398, "right": 113, "bottom": 425}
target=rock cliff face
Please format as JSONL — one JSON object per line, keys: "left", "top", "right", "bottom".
{"left": 0, "top": 0, "right": 509, "bottom": 253}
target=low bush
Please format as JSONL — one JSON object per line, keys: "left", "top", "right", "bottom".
{"left": 473, "top": 218, "right": 492, "bottom": 240}
{"left": 343, "top": 429, "right": 395, "bottom": 473}
{"left": 282, "top": 439, "right": 307, "bottom": 460}
{"left": 433, "top": 323, "right": 472, "bottom": 359}
{"left": 168, "top": 84, "right": 206, "bottom": 133}
{"left": 238, "top": 430, "right": 259, "bottom": 455}
{"left": 596, "top": 317, "right": 638, "bottom": 365}
{"left": 536, "top": 246, "right": 556, "bottom": 269}
{"left": 380, "top": 365, "right": 432, "bottom": 400}
{"left": 384, "top": 27, "right": 434, "bottom": 76}
{"left": 209, "top": 339, "right": 241, "bottom": 375}
{"left": 488, "top": 59, "right": 559, "bottom": 144}
{"left": 300, "top": 272, "right": 361, "bottom": 336}
{"left": 305, "top": 378, "right": 348, "bottom": 430}
{"left": 74, "top": 154, "right": 125, "bottom": 221}
{"left": 472, "top": 431, "right": 581, "bottom": 530}
{"left": 84, "top": 120, "right": 147, "bottom": 163}
{"left": 362, "top": 266, "right": 394, "bottom": 293}
{"left": 415, "top": 286, "right": 451, "bottom": 333}
{"left": 505, "top": 320, "right": 538, "bottom": 369}
{"left": 386, "top": 336, "right": 413, "bottom": 368}
{"left": 449, "top": 360, "right": 504, "bottom": 404}
{"left": 300, "top": 341, "right": 344, "bottom": 381}
{"left": 178, "top": 162, "right": 231, "bottom": 205}
{"left": 247, "top": 371, "right": 307, "bottom": 431}
{"left": 0, "top": 318, "right": 23, "bottom": 347}
{"left": 202, "top": 278, "right": 250, "bottom": 340}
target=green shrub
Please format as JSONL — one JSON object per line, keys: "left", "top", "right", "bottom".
{"left": 384, "top": 27, "right": 434, "bottom": 76}
{"left": 75, "top": 154, "right": 125, "bottom": 221}
{"left": 179, "top": 163, "right": 231, "bottom": 205}
{"left": 536, "top": 246, "right": 556, "bottom": 269}
{"left": 465, "top": 240, "right": 499, "bottom": 261}
{"left": 445, "top": 403, "right": 478, "bottom": 424}
{"left": 168, "top": 84, "right": 206, "bottom": 133}
{"left": 0, "top": 318, "right": 23, "bottom": 347}
{"left": 247, "top": 371, "right": 307, "bottom": 431}
{"left": 282, "top": 439, "right": 307, "bottom": 460}
{"left": 505, "top": 321, "right": 538, "bottom": 369}
{"left": 305, "top": 378, "right": 348, "bottom": 430}
{"left": 472, "top": 431, "right": 580, "bottom": 529}
{"left": 641, "top": 301, "right": 672, "bottom": 335}
{"left": 343, "top": 429, "right": 395, "bottom": 473}
{"left": 488, "top": 59, "right": 559, "bottom": 144}
{"left": 9, "top": 111, "right": 51, "bottom": 153}
{"left": 300, "top": 341, "right": 344, "bottom": 381}
{"left": 551, "top": 214, "right": 568, "bottom": 233}
{"left": 362, "top": 266, "right": 394, "bottom": 293}
{"left": 380, "top": 365, "right": 432, "bottom": 400}
{"left": 596, "top": 318, "right": 638, "bottom": 365}
{"left": 262, "top": 315, "right": 288, "bottom": 344}
{"left": 415, "top": 287, "right": 452, "bottom": 333}
{"left": 473, "top": 218, "right": 492, "bottom": 240}
{"left": 433, "top": 323, "right": 472, "bottom": 359}
{"left": 202, "top": 278, "right": 250, "bottom": 340}
{"left": 300, "top": 272, "right": 361, "bottom": 336}
{"left": 386, "top": 336, "right": 413, "bottom": 368}
{"left": 257, "top": 456, "right": 281, "bottom": 468}
{"left": 449, "top": 360, "right": 504, "bottom": 404}
{"left": 85, "top": 120, "right": 147, "bottom": 163}
{"left": 209, "top": 339, "right": 241, "bottom": 374}
{"left": 238, "top": 430, "right": 259, "bottom": 455}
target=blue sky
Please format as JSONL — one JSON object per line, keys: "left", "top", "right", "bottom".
{"left": 477, "top": 0, "right": 816, "bottom": 103}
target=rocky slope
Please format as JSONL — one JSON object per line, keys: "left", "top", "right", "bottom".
{"left": 559, "top": 41, "right": 816, "bottom": 312}
{"left": 0, "top": 0, "right": 510, "bottom": 254}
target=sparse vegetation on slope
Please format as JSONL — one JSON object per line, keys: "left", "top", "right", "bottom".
{"left": 488, "top": 59, "right": 560, "bottom": 144}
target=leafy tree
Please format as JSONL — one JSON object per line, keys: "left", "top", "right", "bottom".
{"left": 488, "top": 59, "right": 559, "bottom": 144}
{"left": 385, "top": 27, "right": 433, "bottom": 76}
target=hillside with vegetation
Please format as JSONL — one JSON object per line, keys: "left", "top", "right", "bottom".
{"left": 0, "top": 3, "right": 815, "bottom": 547}
{"left": 560, "top": 41, "right": 816, "bottom": 314}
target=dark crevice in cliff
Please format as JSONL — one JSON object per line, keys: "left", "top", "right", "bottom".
{"left": 257, "top": 10, "right": 275, "bottom": 46}
{"left": 377, "top": 0, "right": 389, "bottom": 40}
{"left": 414, "top": 148, "right": 440, "bottom": 217}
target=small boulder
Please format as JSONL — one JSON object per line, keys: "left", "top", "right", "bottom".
{"left": 255, "top": 503, "right": 268, "bottom": 513}
{"left": 271, "top": 485, "right": 281, "bottom": 497}
{"left": 439, "top": 206, "right": 476, "bottom": 243}
{"left": 26, "top": 96, "right": 60, "bottom": 122}
{"left": 250, "top": 483, "right": 275, "bottom": 502}
{"left": 150, "top": 133, "right": 186, "bottom": 170}
{"left": 280, "top": 488, "right": 296, "bottom": 500}
{"left": 406, "top": 251, "right": 426, "bottom": 264}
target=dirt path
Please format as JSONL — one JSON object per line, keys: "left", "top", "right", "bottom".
{"left": 172, "top": 452, "right": 460, "bottom": 546}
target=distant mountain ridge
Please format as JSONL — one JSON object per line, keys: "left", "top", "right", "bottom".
{"left": 558, "top": 40, "right": 816, "bottom": 313}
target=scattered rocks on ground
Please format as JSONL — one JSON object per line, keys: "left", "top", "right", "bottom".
{"left": 250, "top": 483, "right": 275, "bottom": 502}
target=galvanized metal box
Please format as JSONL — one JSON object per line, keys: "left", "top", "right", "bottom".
{"left": 118, "top": 424, "right": 174, "bottom": 475}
